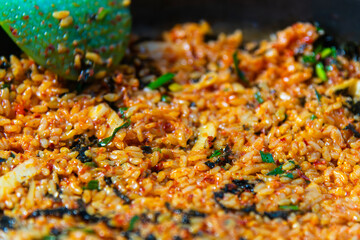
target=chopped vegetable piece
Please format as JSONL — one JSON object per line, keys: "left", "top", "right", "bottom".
{"left": 148, "top": 73, "right": 175, "bottom": 90}
{"left": 279, "top": 205, "right": 299, "bottom": 211}
{"left": 209, "top": 149, "right": 222, "bottom": 159}
{"left": 99, "top": 119, "right": 131, "bottom": 146}
{"left": 302, "top": 54, "right": 316, "bottom": 64}
{"left": 128, "top": 215, "right": 139, "bottom": 231}
{"left": 283, "top": 173, "right": 294, "bottom": 179}
{"left": 161, "top": 95, "right": 171, "bottom": 103}
{"left": 84, "top": 162, "right": 96, "bottom": 168}
{"left": 169, "top": 83, "right": 183, "bottom": 92}
{"left": 84, "top": 180, "right": 99, "bottom": 190}
{"left": 43, "top": 236, "right": 56, "bottom": 240}
{"left": 310, "top": 114, "right": 317, "bottom": 120}
{"left": 119, "top": 107, "right": 128, "bottom": 118}
{"left": 267, "top": 166, "right": 284, "bottom": 176}
{"left": 97, "top": 8, "right": 110, "bottom": 20}
{"left": 153, "top": 147, "right": 162, "bottom": 153}
{"left": 233, "top": 51, "right": 249, "bottom": 85}
{"left": 315, "top": 62, "right": 328, "bottom": 82}
{"left": 320, "top": 48, "right": 333, "bottom": 59}
{"left": 1, "top": 83, "right": 10, "bottom": 89}
{"left": 255, "top": 91, "right": 264, "bottom": 104}
{"left": 69, "top": 227, "right": 95, "bottom": 233}
{"left": 260, "top": 151, "right": 275, "bottom": 163}
{"left": 315, "top": 89, "right": 322, "bottom": 102}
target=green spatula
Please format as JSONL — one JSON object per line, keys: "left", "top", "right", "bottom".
{"left": 0, "top": 0, "right": 131, "bottom": 80}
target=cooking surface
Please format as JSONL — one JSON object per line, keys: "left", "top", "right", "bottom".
{"left": 131, "top": 0, "right": 360, "bottom": 42}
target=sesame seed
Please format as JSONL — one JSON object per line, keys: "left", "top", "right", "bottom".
{"left": 59, "top": 16, "right": 73, "bottom": 28}
{"left": 52, "top": 10, "right": 70, "bottom": 19}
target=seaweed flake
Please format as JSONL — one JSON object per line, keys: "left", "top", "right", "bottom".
{"left": 344, "top": 124, "right": 360, "bottom": 138}
{"left": 0, "top": 215, "right": 16, "bottom": 231}
{"left": 263, "top": 210, "right": 292, "bottom": 220}
{"left": 204, "top": 161, "right": 215, "bottom": 169}
{"left": 181, "top": 210, "right": 206, "bottom": 224}
{"left": 27, "top": 200, "right": 108, "bottom": 223}
{"left": 141, "top": 146, "right": 152, "bottom": 154}
{"left": 145, "top": 234, "right": 157, "bottom": 240}
{"left": 113, "top": 188, "right": 131, "bottom": 204}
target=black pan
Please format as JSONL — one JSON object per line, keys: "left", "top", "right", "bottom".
{"left": 1, "top": 0, "right": 359, "bottom": 56}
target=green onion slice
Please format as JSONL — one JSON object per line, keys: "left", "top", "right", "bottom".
{"left": 148, "top": 73, "right": 175, "bottom": 90}
{"left": 99, "top": 119, "right": 131, "bottom": 147}
{"left": 233, "top": 51, "right": 249, "bottom": 85}
{"left": 260, "top": 151, "right": 275, "bottom": 163}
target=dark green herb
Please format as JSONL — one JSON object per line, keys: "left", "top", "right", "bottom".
{"left": 279, "top": 205, "right": 299, "bottom": 211}
{"left": 283, "top": 113, "right": 288, "bottom": 122}
{"left": 1, "top": 83, "right": 10, "bottom": 89}
{"left": 254, "top": 91, "right": 264, "bottom": 104}
{"left": 83, "top": 180, "right": 99, "bottom": 190}
{"left": 310, "top": 114, "right": 317, "bottom": 120}
{"left": 267, "top": 166, "right": 284, "bottom": 176}
{"left": 148, "top": 73, "right": 175, "bottom": 90}
{"left": 128, "top": 215, "right": 140, "bottom": 231}
{"left": 161, "top": 95, "right": 171, "bottom": 103}
{"left": 209, "top": 149, "right": 222, "bottom": 159}
{"left": 315, "top": 62, "right": 328, "bottom": 82}
{"left": 84, "top": 162, "right": 97, "bottom": 168}
{"left": 153, "top": 147, "right": 162, "bottom": 153}
{"left": 43, "top": 235, "right": 57, "bottom": 240}
{"left": 96, "top": 8, "right": 110, "bottom": 20}
{"left": 233, "top": 51, "right": 249, "bottom": 85}
{"left": 118, "top": 107, "right": 128, "bottom": 118}
{"left": 260, "top": 151, "right": 275, "bottom": 163}
{"left": 315, "top": 89, "right": 322, "bottom": 102}
{"left": 283, "top": 173, "right": 294, "bottom": 179}
{"left": 10, "top": 152, "right": 15, "bottom": 158}
{"left": 68, "top": 227, "right": 95, "bottom": 234}
{"left": 302, "top": 54, "right": 316, "bottom": 64}
{"left": 99, "top": 119, "right": 131, "bottom": 147}
{"left": 320, "top": 47, "right": 336, "bottom": 59}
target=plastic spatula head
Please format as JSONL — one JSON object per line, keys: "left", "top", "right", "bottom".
{"left": 0, "top": 0, "right": 131, "bottom": 80}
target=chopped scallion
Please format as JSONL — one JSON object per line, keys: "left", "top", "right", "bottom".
{"left": 97, "top": 8, "right": 110, "bottom": 20}
{"left": 43, "top": 236, "right": 56, "bottom": 240}
{"left": 255, "top": 91, "right": 264, "bottom": 104}
{"left": 320, "top": 48, "right": 332, "bottom": 59}
{"left": 161, "top": 95, "right": 171, "bottom": 103}
{"left": 260, "top": 151, "right": 275, "bottom": 163}
{"left": 153, "top": 147, "right": 162, "bottom": 153}
{"left": 84, "top": 162, "right": 96, "bottom": 168}
{"left": 1, "top": 83, "right": 10, "bottom": 89}
{"left": 119, "top": 107, "right": 128, "bottom": 118}
{"left": 315, "top": 62, "right": 328, "bottom": 82}
{"left": 128, "top": 215, "right": 139, "bottom": 231}
{"left": 279, "top": 205, "right": 299, "bottom": 211}
{"left": 310, "top": 114, "right": 317, "bottom": 120}
{"left": 267, "top": 166, "right": 284, "bottom": 176}
{"left": 283, "top": 173, "right": 294, "bottom": 179}
{"left": 315, "top": 89, "right": 322, "bottom": 102}
{"left": 302, "top": 54, "right": 316, "bottom": 64}
{"left": 147, "top": 73, "right": 175, "bottom": 90}
{"left": 233, "top": 51, "right": 249, "bottom": 85}
{"left": 99, "top": 119, "right": 131, "bottom": 147}
{"left": 83, "top": 180, "right": 99, "bottom": 190}
{"left": 209, "top": 149, "right": 222, "bottom": 159}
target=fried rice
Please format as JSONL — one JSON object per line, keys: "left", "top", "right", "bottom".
{"left": 0, "top": 22, "right": 359, "bottom": 239}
